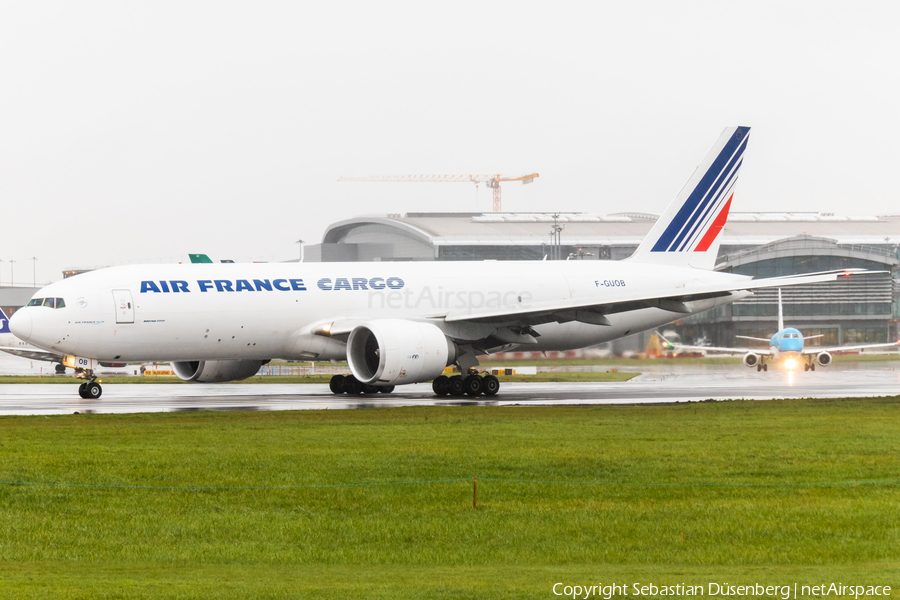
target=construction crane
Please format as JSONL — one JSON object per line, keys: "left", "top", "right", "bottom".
{"left": 337, "top": 173, "right": 539, "bottom": 212}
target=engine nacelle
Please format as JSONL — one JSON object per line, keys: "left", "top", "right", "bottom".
{"left": 816, "top": 351, "right": 832, "bottom": 367}
{"left": 347, "top": 319, "right": 457, "bottom": 386}
{"left": 743, "top": 352, "right": 759, "bottom": 368}
{"left": 172, "top": 359, "right": 268, "bottom": 383}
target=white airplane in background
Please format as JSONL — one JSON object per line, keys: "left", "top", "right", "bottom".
{"left": 661, "top": 289, "right": 899, "bottom": 371}
{"left": 10, "top": 126, "right": 881, "bottom": 399}
{"left": 1, "top": 305, "right": 138, "bottom": 375}
{"left": 0, "top": 306, "right": 67, "bottom": 372}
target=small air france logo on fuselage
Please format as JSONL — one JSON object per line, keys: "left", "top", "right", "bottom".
{"left": 139, "top": 277, "right": 405, "bottom": 293}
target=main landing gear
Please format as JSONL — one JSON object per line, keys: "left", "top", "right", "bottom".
{"left": 328, "top": 374, "right": 395, "bottom": 395}
{"left": 432, "top": 370, "right": 500, "bottom": 398}
{"left": 756, "top": 363, "right": 768, "bottom": 372}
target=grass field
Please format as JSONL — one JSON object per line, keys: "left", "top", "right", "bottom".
{"left": 1, "top": 398, "right": 898, "bottom": 598}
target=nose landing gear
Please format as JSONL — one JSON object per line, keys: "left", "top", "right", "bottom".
{"left": 77, "top": 375, "right": 102, "bottom": 399}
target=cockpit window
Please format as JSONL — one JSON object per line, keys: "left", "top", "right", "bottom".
{"left": 26, "top": 297, "right": 65, "bottom": 308}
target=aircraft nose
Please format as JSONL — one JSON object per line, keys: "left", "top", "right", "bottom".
{"left": 9, "top": 310, "right": 32, "bottom": 340}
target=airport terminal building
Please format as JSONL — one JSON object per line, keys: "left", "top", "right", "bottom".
{"left": 305, "top": 212, "right": 900, "bottom": 350}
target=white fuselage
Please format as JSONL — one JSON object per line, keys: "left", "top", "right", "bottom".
{"left": 12, "top": 260, "right": 752, "bottom": 363}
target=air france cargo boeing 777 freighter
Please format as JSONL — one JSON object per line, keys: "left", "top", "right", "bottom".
{"left": 10, "top": 126, "right": 876, "bottom": 399}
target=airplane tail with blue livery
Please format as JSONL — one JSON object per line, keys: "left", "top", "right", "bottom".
{"left": 629, "top": 126, "right": 750, "bottom": 270}
{"left": 0, "top": 307, "right": 11, "bottom": 334}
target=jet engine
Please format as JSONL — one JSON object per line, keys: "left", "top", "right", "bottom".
{"left": 172, "top": 359, "right": 268, "bottom": 383}
{"left": 816, "top": 351, "right": 832, "bottom": 367}
{"left": 347, "top": 319, "right": 457, "bottom": 386}
{"left": 743, "top": 352, "right": 759, "bottom": 368}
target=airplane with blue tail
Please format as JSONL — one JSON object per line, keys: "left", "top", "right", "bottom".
{"left": 662, "top": 289, "right": 900, "bottom": 371}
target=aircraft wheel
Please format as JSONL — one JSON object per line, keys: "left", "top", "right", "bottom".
{"left": 432, "top": 375, "right": 449, "bottom": 396}
{"left": 361, "top": 384, "right": 379, "bottom": 394}
{"left": 804, "top": 363, "right": 809, "bottom": 372}
{"left": 464, "top": 375, "right": 483, "bottom": 397}
{"left": 343, "top": 375, "right": 362, "bottom": 395}
{"left": 756, "top": 364, "right": 762, "bottom": 372}
{"left": 78, "top": 383, "right": 88, "bottom": 399}
{"left": 447, "top": 375, "right": 466, "bottom": 397}
{"left": 85, "top": 382, "right": 102, "bottom": 399}
{"left": 762, "top": 364, "right": 768, "bottom": 372}
{"left": 482, "top": 375, "right": 500, "bottom": 396}
{"left": 55, "top": 363, "right": 66, "bottom": 374}
{"left": 810, "top": 363, "right": 815, "bottom": 371}
{"left": 329, "top": 375, "right": 345, "bottom": 394}
{"left": 378, "top": 385, "right": 395, "bottom": 394}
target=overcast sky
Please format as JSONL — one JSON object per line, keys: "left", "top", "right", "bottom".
{"left": 2, "top": 1, "right": 898, "bottom": 285}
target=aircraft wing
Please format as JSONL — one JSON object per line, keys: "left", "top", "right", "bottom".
{"left": 666, "top": 342, "right": 773, "bottom": 356}
{"left": 442, "top": 269, "right": 876, "bottom": 326}
{"left": 0, "top": 346, "right": 63, "bottom": 362}
{"left": 657, "top": 333, "right": 772, "bottom": 356}
{"left": 804, "top": 341, "right": 900, "bottom": 355}
{"left": 313, "top": 269, "right": 878, "bottom": 346}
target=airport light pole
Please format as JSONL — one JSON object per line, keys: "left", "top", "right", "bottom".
{"left": 32, "top": 257, "right": 37, "bottom": 287}
{"left": 295, "top": 239, "right": 304, "bottom": 262}
{"left": 9, "top": 259, "right": 14, "bottom": 287}
{"left": 550, "top": 214, "right": 564, "bottom": 260}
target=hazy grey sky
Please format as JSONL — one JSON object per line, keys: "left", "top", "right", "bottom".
{"left": 2, "top": 1, "right": 898, "bottom": 285}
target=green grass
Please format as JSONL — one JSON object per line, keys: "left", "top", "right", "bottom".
{"left": 1, "top": 400, "right": 899, "bottom": 598}
{"left": 485, "top": 370, "right": 636, "bottom": 382}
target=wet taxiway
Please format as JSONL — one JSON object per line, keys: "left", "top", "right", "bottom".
{"left": 1, "top": 364, "right": 898, "bottom": 415}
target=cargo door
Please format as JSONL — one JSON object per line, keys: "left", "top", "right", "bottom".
{"left": 112, "top": 289, "right": 135, "bottom": 324}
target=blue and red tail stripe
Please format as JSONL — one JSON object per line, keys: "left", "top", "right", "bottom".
{"left": 651, "top": 126, "right": 750, "bottom": 252}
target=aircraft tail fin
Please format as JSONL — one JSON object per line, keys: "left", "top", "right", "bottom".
{"left": 0, "top": 307, "right": 10, "bottom": 334}
{"left": 628, "top": 126, "right": 751, "bottom": 270}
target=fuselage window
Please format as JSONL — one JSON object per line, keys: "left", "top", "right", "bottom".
{"left": 27, "top": 298, "right": 44, "bottom": 307}
{"left": 43, "top": 298, "right": 57, "bottom": 308}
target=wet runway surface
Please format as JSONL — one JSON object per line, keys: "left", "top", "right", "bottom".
{"left": 1, "top": 365, "right": 898, "bottom": 415}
